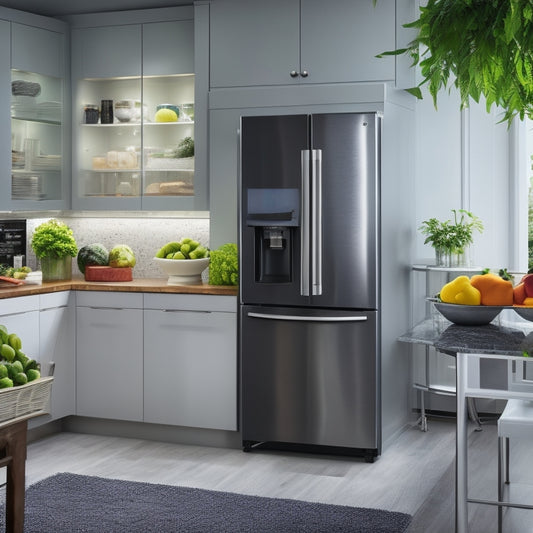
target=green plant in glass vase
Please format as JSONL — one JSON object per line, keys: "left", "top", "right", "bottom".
{"left": 31, "top": 219, "right": 78, "bottom": 281}
{"left": 419, "top": 209, "right": 483, "bottom": 267}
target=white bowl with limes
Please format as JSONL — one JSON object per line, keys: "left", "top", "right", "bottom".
{"left": 154, "top": 257, "right": 209, "bottom": 285}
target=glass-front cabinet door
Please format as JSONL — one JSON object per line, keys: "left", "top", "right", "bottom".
{"left": 76, "top": 76, "right": 142, "bottom": 208}
{"left": 0, "top": 20, "right": 68, "bottom": 211}
{"left": 142, "top": 74, "right": 195, "bottom": 207}
{"left": 11, "top": 70, "right": 63, "bottom": 204}
{"left": 71, "top": 11, "right": 199, "bottom": 211}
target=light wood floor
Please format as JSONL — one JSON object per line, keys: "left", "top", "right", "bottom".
{"left": 4, "top": 416, "right": 533, "bottom": 532}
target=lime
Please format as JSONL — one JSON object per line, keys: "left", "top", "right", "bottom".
{"left": 15, "top": 350, "right": 29, "bottom": 366}
{"left": 0, "top": 377, "right": 13, "bottom": 389}
{"left": 13, "top": 372, "right": 27, "bottom": 385}
{"left": 11, "top": 360, "right": 23, "bottom": 374}
{"left": 27, "top": 369, "right": 40, "bottom": 382}
{"left": 0, "top": 343, "right": 15, "bottom": 362}
{"left": 0, "top": 364, "right": 7, "bottom": 379}
{"left": 8, "top": 333, "right": 21, "bottom": 351}
{"left": 155, "top": 108, "right": 178, "bottom": 122}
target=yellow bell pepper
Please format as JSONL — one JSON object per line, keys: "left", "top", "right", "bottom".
{"left": 440, "top": 275, "right": 481, "bottom": 305}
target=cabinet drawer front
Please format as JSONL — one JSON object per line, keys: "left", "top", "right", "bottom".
{"left": 40, "top": 291, "right": 71, "bottom": 310}
{"left": 0, "top": 295, "right": 38, "bottom": 316}
{"left": 76, "top": 291, "right": 143, "bottom": 309}
{"left": 144, "top": 293, "right": 236, "bottom": 313}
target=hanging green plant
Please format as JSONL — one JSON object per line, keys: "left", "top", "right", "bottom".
{"left": 377, "top": 0, "right": 533, "bottom": 125}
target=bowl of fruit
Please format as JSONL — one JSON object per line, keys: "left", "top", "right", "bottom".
{"left": 154, "top": 238, "right": 209, "bottom": 285}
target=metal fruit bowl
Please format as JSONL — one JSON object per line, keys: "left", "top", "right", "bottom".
{"left": 153, "top": 257, "right": 209, "bottom": 285}
{"left": 512, "top": 306, "right": 533, "bottom": 322}
{"left": 432, "top": 300, "right": 504, "bottom": 326}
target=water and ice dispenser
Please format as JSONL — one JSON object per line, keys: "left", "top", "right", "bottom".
{"left": 246, "top": 188, "right": 299, "bottom": 283}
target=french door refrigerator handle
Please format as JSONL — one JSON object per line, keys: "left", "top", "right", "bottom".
{"left": 312, "top": 149, "right": 322, "bottom": 296}
{"left": 300, "top": 149, "right": 311, "bottom": 296}
{"left": 247, "top": 312, "right": 368, "bottom": 322}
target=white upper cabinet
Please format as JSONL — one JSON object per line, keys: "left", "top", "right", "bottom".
{"left": 299, "top": 0, "right": 395, "bottom": 84}
{"left": 143, "top": 20, "right": 194, "bottom": 77}
{"left": 210, "top": 0, "right": 300, "bottom": 88}
{"left": 73, "top": 25, "right": 141, "bottom": 79}
{"left": 209, "top": 0, "right": 395, "bottom": 88}
{"left": 11, "top": 23, "right": 65, "bottom": 78}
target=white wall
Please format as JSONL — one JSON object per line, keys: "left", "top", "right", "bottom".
{"left": 411, "top": 87, "right": 513, "bottom": 413}
{"left": 413, "top": 88, "right": 511, "bottom": 269}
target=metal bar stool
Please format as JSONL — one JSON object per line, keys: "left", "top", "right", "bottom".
{"left": 497, "top": 399, "right": 533, "bottom": 533}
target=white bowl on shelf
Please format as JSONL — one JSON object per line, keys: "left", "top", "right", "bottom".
{"left": 154, "top": 257, "right": 209, "bottom": 285}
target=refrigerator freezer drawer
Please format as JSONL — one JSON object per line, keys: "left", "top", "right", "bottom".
{"left": 241, "top": 306, "right": 380, "bottom": 455}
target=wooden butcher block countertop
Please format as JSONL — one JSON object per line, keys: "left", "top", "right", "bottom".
{"left": 0, "top": 277, "right": 238, "bottom": 299}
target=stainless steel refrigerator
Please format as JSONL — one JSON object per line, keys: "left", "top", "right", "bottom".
{"left": 239, "top": 113, "right": 381, "bottom": 461}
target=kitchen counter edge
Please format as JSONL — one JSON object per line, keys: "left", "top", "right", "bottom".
{"left": 0, "top": 278, "right": 238, "bottom": 299}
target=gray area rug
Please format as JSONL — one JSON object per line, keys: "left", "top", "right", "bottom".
{"left": 0, "top": 472, "right": 412, "bottom": 532}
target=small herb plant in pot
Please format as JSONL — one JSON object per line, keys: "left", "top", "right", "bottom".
{"left": 419, "top": 209, "right": 483, "bottom": 267}
{"left": 31, "top": 219, "right": 78, "bottom": 281}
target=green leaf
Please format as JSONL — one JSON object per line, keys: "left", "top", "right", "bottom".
{"left": 405, "top": 87, "right": 424, "bottom": 99}
{"left": 375, "top": 48, "right": 409, "bottom": 58}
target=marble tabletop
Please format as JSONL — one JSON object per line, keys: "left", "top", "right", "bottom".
{"left": 398, "top": 315, "right": 533, "bottom": 357}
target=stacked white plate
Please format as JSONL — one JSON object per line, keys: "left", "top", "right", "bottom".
{"left": 36, "top": 101, "right": 62, "bottom": 122}
{"left": 31, "top": 155, "right": 61, "bottom": 170}
{"left": 11, "top": 174, "right": 45, "bottom": 200}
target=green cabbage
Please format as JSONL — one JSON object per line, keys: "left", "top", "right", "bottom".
{"left": 109, "top": 245, "right": 136, "bottom": 268}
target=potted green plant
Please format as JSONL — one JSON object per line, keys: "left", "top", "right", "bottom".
{"left": 419, "top": 209, "right": 483, "bottom": 267}
{"left": 31, "top": 219, "right": 78, "bottom": 281}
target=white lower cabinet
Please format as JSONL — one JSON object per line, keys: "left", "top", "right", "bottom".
{"left": 1, "top": 290, "right": 237, "bottom": 432}
{"left": 39, "top": 292, "right": 75, "bottom": 420}
{"left": 76, "top": 292, "right": 144, "bottom": 421}
{"left": 0, "top": 293, "right": 75, "bottom": 425}
{"left": 144, "top": 294, "right": 237, "bottom": 431}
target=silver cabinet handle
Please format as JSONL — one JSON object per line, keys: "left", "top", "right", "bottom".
{"left": 290, "top": 70, "right": 299, "bottom": 78}
{"left": 248, "top": 312, "right": 368, "bottom": 323}
{"left": 300, "top": 70, "right": 309, "bottom": 78}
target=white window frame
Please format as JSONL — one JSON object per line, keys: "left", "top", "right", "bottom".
{"left": 511, "top": 119, "right": 531, "bottom": 273}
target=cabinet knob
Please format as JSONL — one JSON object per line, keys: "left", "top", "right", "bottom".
{"left": 300, "top": 70, "right": 309, "bottom": 78}
{"left": 290, "top": 70, "right": 299, "bottom": 78}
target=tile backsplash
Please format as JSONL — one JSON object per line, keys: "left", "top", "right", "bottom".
{"left": 25, "top": 216, "right": 210, "bottom": 278}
